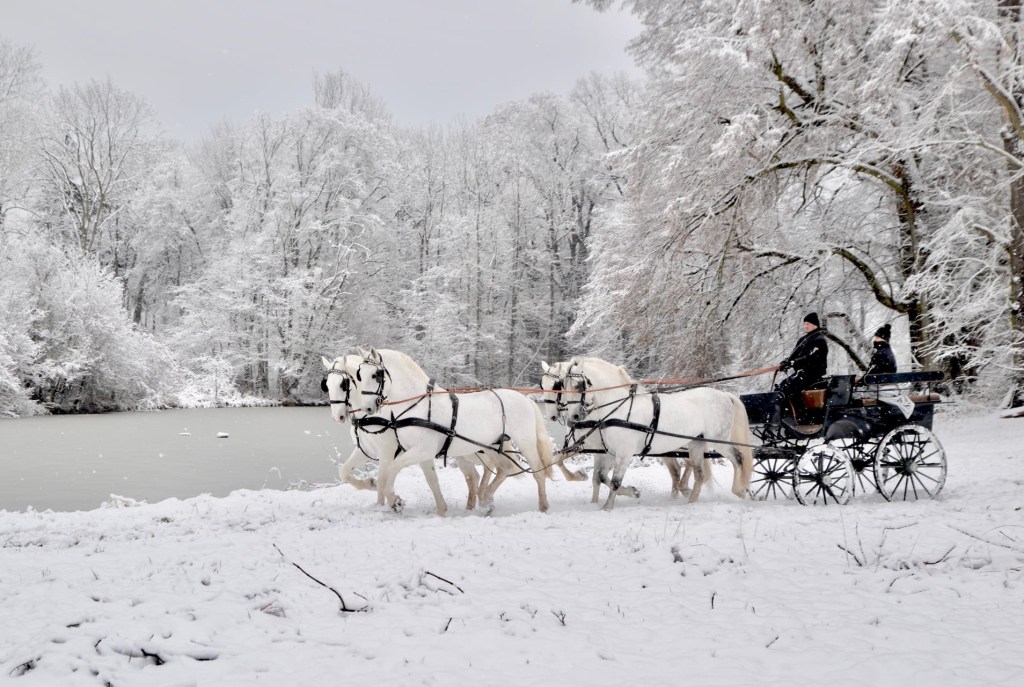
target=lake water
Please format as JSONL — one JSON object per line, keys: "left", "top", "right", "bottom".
{"left": 0, "top": 406, "right": 355, "bottom": 513}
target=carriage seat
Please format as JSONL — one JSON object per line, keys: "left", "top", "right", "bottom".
{"left": 801, "top": 389, "right": 826, "bottom": 409}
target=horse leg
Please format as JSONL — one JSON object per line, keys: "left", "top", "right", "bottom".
{"left": 477, "top": 451, "right": 515, "bottom": 515}
{"left": 455, "top": 456, "right": 480, "bottom": 510}
{"left": 600, "top": 453, "right": 632, "bottom": 511}
{"left": 728, "top": 448, "right": 749, "bottom": 499}
{"left": 376, "top": 452, "right": 394, "bottom": 507}
{"left": 418, "top": 459, "right": 448, "bottom": 517}
{"left": 591, "top": 454, "right": 603, "bottom": 503}
{"left": 663, "top": 457, "right": 683, "bottom": 498}
{"left": 557, "top": 458, "right": 587, "bottom": 482}
{"left": 338, "top": 448, "right": 375, "bottom": 492}
{"left": 687, "top": 441, "right": 707, "bottom": 503}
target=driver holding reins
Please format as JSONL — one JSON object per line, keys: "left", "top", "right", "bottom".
{"left": 776, "top": 312, "right": 829, "bottom": 406}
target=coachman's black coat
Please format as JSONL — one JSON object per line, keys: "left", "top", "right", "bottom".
{"left": 782, "top": 328, "right": 829, "bottom": 382}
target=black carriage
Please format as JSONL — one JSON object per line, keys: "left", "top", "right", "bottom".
{"left": 740, "top": 371, "right": 947, "bottom": 505}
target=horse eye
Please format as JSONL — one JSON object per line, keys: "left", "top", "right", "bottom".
{"left": 320, "top": 378, "right": 328, "bottom": 393}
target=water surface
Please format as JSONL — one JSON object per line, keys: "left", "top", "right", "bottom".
{"left": 0, "top": 406, "right": 353, "bottom": 512}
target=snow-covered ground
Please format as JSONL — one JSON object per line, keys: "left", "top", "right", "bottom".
{"left": 1, "top": 410, "right": 1021, "bottom": 686}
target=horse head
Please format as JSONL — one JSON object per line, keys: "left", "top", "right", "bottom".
{"left": 539, "top": 360, "right": 565, "bottom": 423}
{"left": 539, "top": 358, "right": 594, "bottom": 424}
{"left": 564, "top": 358, "right": 594, "bottom": 423}
{"left": 321, "top": 355, "right": 362, "bottom": 424}
{"left": 352, "top": 347, "right": 391, "bottom": 415}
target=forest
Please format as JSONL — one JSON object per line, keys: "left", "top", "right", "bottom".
{"left": 1, "top": 0, "right": 1022, "bottom": 417}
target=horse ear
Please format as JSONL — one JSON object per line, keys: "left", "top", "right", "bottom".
{"left": 541, "top": 361, "right": 550, "bottom": 373}
{"left": 322, "top": 356, "right": 333, "bottom": 370}
{"left": 357, "top": 347, "right": 369, "bottom": 359}
{"left": 369, "top": 347, "right": 382, "bottom": 363}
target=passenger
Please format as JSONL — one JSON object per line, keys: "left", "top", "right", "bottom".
{"left": 776, "top": 312, "right": 829, "bottom": 408}
{"left": 862, "top": 323, "right": 896, "bottom": 378}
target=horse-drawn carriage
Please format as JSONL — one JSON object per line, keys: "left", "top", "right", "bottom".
{"left": 324, "top": 348, "right": 948, "bottom": 513}
{"left": 741, "top": 371, "right": 947, "bottom": 505}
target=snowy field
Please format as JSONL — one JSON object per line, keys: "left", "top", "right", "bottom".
{"left": 1, "top": 410, "right": 1021, "bottom": 686}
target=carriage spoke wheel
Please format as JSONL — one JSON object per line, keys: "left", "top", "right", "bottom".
{"left": 748, "top": 448, "right": 795, "bottom": 501}
{"left": 840, "top": 439, "right": 879, "bottom": 497}
{"left": 873, "top": 425, "right": 947, "bottom": 501}
{"left": 794, "top": 444, "right": 853, "bottom": 506}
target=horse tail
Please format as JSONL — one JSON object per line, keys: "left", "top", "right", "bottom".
{"left": 729, "top": 394, "right": 754, "bottom": 495}
{"left": 532, "top": 402, "right": 556, "bottom": 481}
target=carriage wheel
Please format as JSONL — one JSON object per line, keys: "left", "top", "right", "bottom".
{"left": 794, "top": 444, "right": 853, "bottom": 506}
{"left": 748, "top": 448, "right": 795, "bottom": 501}
{"left": 873, "top": 425, "right": 947, "bottom": 501}
{"left": 833, "top": 438, "right": 879, "bottom": 497}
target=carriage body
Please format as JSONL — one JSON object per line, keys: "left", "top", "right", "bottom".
{"left": 741, "top": 371, "right": 947, "bottom": 504}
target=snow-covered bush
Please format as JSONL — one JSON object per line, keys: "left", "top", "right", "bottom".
{"left": 1, "top": 235, "right": 184, "bottom": 413}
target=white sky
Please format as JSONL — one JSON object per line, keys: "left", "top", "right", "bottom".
{"left": 2, "top": 0, "right": 642, "bottom": 140}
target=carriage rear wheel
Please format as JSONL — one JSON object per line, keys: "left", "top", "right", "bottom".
{"left": 873, "top": 425, "right": 947, "bottom": 501}
{"left": 793, "top": 443, "right": 853, "bottom": 506}
{"left": 748, "top": 447, "right": 795, "bottom": 501}
{"left": 830, "top": 437, "right": 879, "bottom": 497}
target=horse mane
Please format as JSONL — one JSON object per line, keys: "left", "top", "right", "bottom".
{"left": 570, "top": 356, "right": 634, "bottom": 386}
{"left": 379, "top": 348, "right": 431, "bottom": 386}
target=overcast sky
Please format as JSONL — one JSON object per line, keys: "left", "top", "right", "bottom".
{"left": 3, "top": 0, "right": 642, "bottom": 140}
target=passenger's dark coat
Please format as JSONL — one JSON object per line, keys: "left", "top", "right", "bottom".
{"left": 864, "top": 341, "right": 897, "bottom": 376}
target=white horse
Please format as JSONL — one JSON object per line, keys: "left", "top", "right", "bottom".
{"left": 322, "top": 354, "right": 513, "bottom": 515}
{"left": 561, "top": 356, "right": 754, "bottom": 510}
{"left": 350, "top": 348, "right": 563, "bottom": 513}
{"left": 540, "top": 359, "right": 711, "bottom": 503}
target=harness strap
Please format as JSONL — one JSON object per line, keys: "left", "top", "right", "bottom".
{"left": 351, "top": 415, "right": 393, "bottom": 461}
{"left": 437, "top": 391, "right": 458, "bottom": 464}
{"left": 640, "top": 393, "right": 660, "bottom": 456}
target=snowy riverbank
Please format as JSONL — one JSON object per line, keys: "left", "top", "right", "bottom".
{"left": 1, "top": 411, "right": 1021, "bottom": 686}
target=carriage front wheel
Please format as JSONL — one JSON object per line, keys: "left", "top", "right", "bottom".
{"left": 873, "top": 425, "right": 947, "bottom": 501}
{"left": 748, "top": 447, "right": 796, "bottom": 501}
{"left": 794, "top": 443, "right": 853, "bottom": 506}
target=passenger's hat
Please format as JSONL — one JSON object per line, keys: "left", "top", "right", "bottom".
{"left": 803, "top": 312, "right": 820, "bottom": 327}
{"left": 874, "top": 323, "right": 891, "bottom": 341}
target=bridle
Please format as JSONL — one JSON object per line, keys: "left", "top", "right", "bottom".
{"left": 542, "top": 364, "right": 591, "bottom": 419}
{"left": 355, "top": 357, "right": 391, "bottom": 410}
{"left": 321, "top": 367, "right": 353, "bottom": 409}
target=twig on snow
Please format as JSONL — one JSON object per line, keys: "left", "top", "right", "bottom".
{"left": 837, "top": 544, "right": 864, "bottom": 567}
{"left": 424, "top": 570, "right": 464, "bottom": 593}
{"left": 273, "top": 543, "right": 367, "bottom": 613}
{"left": 923, "top": 545, "right": 957, "bottom": 566}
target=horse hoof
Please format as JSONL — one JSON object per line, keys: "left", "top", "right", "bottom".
{"left": 391, "top": 496, "right": 405, "bottom": 513}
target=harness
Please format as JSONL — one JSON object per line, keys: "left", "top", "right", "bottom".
{"left": 354, "top": 357, "right": 535, "bottom": 475}
{"left": 558, "top": 380, "right": 758, "bottom": 457}
{"left": 568, "top": 385, "right": 660, "bottom": 456}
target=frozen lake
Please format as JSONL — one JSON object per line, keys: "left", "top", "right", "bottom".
{"left": 0, "top": 406, "right": 355, "bottom": 512}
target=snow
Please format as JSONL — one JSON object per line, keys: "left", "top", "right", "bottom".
{"left": 1, "top": 411, "right": 1022, "bottom": 686}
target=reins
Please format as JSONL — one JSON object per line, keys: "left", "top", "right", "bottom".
{"left": 377, "top": 364, "right": 780, "bottom": 407}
